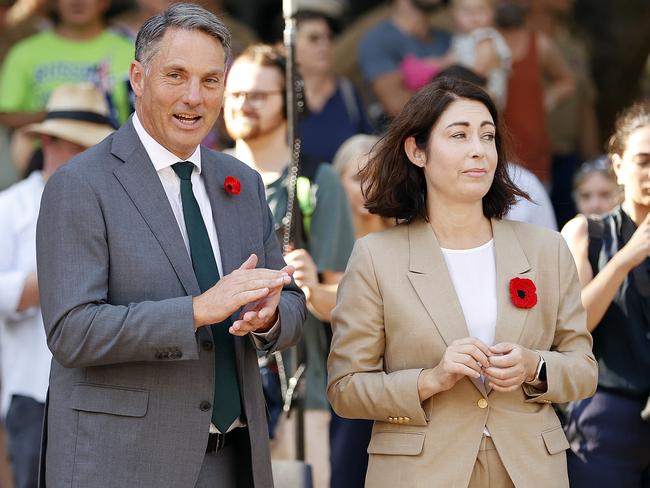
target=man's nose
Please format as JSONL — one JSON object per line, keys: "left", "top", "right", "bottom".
{"left": 183, "top": 79, "right": 203, "bottom": 106}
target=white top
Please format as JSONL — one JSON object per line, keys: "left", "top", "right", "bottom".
{"left": 441, "top": 239, "right": 497, "bottom": 348}
{"left": 505, "top": 163, "right": 558, "bottom": 231}
{"left": 0, "top": 171, "right": 52, "bottom": 415}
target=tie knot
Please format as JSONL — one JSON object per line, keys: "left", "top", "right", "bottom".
{"left": 172, "top": 161, "right": 194, "bottom": 181}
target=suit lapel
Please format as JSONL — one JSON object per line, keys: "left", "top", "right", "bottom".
{"left": 200, "top": 149, "right": 249, "bottom": 378}
{"left": 111, "top": 120, "right": 200, "bottom": 297}
{"left": 492, "top": 219, "right": 534, "bottom": 346}
{"left": 406, "top": 220, "right": 488, "bottom": 397}
{"left": 200, "top": 148, "right": 244, "bottom": 275}
{"left": 406, "top": 219, "right": 470, "bottom": 347}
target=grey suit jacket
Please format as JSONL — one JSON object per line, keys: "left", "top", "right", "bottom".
{"left": 36, "top": 119, "right": 305, "bottom": 488}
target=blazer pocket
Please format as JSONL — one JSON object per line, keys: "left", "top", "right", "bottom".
{"left": 367, "top": 431, "right": 425, "bottom": 456}
{"left": 70, "top": 383, "right": 149, "bottom": 417}
{"left": 541, "top": 425, "right": 570, "bottom": 455}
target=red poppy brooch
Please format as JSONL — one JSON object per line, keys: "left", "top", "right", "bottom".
{"left": 224, "top": 176, "right": 241, "bottom": 195}
{"left": 509, "top": 277, "right": 537, "bottom": 309}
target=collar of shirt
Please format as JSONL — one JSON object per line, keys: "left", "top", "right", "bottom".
{"left": 132, "top": 112, "right": 202, "bottom": 172}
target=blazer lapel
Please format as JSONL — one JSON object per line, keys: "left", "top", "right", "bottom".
{"left": 406, "top": 219, "right": 470, "bottom": 347}
{"left": 200, "top": 148, "right": 244, "bottom": 275}
{"left": 111, "top": 120, "right": 200, "bottom": 297}
{"left": 200, "top": 150, "right": 250, "bottom": 376}
{"left": 406, "top": 220, "right": 489, "bottom": 397}
{"left": 492, "top": 219, "right": 534, "bottom": 346}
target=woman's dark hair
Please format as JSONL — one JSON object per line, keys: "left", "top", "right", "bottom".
{"left": 607, "top": 100, "right": 650, "bottom": 157}
{"left": 361, "top": 77, "right": 527, "bottom": 222}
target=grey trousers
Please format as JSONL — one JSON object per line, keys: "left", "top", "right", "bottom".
{"left": 195, "top": 444, "right": 237, "bottom": 488}
{"left": 195, "top": 428, "right": 255, "bottom": 488}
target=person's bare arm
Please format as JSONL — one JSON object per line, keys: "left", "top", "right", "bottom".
{"left": 538, "top": 33, "right": 575, "bottom": 112}
{"left": 561, "top": 214, "right": 650, "bottom": 331}
{"left": 0, "top": 111, "right": 46, "bottom": 129}
{"left": 472, "top": 38, "right": 500, "bottom": 77}
{"left": 16, "top": 271, "right": 39, "bottom": 312}
{"left": 371, "top": 71, "right": 413, "bottom": 118}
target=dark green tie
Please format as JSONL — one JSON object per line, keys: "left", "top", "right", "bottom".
{"left": 172, "top": 161, "right": 241, "bottom": 431}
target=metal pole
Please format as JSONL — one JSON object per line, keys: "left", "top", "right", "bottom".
{"left": 282, "top": 0, "right": 306, "bottom": 463}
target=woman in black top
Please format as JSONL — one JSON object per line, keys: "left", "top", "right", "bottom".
{"left": 562, "top": 100, "right": 650, "bottom": 487}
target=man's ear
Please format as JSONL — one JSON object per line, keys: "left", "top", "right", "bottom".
{"left": 130, "top": 60, "right": 145, "bottom": 98}
{"left": 404, "top": 136, "right": 425, "bottom": 168}
{"left": 611, "top": 153, "right": 624, "bottom": 185}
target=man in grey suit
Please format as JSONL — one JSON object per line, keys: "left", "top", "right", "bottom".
{"left": 35, "top": 4, "right": 305, "bottom": 487}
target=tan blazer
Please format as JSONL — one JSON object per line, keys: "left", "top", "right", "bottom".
{"left": 328, "top": 218, "right": 597, "bottom": 488}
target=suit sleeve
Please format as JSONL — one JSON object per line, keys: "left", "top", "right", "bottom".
{"left": 327, "top": 238, "right": 429, "bottom": 426}
{"left": 524, "top": 235, "right": 598, "bottom": 403}
{"left": 255, "top": 172, "right": 305, "bottom": 354}
{"left": 36, "top": 168, "right": 199, "bottom": 369}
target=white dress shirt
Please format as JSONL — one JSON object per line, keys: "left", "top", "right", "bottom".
{"left": 132, "top": 114, "right": 279, "bottom": 432}
{"left": 132, "top": 113, "right": 225, "bottom": 275}
{"left": 505, "top": 163, "right": 558, "bottom": 231}
{"left": 0, "top": 171, "right": 52, "bottom": 416}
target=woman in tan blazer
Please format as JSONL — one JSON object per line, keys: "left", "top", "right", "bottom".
{"left": 327, "top": 78, "right": 597, "bottom": 488}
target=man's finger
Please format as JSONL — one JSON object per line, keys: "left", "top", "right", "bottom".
{"left": 281, "top": 265, "right": 295, "bottom": 276}
{"left": 238, "top": 253, "right": 258, "bottom": 270}
{"left": 235, "top": 288, "right": 270, "bottom": 307}
{"left": 235, "top": 276, "right": 287, "bottom": 294}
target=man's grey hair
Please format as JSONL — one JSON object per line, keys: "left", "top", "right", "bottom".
{"left": 135, "top": 3, "right": 232, "bottom": 69}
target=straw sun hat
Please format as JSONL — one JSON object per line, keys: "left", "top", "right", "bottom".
{"left": 24, "top": 82, "right": 116, "bottom": 148}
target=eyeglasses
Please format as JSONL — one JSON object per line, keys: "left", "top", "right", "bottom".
{"left": 224, "top": 90, "right": 283, "bottom": 109}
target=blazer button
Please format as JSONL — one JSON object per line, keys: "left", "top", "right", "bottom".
{"left": 477, "top": 398, "right": 488, "bottom": 409}
{"left": 202, "top": 341, "right": 214, "bottom": 351}
{"left": 199, "top": 401, "right": 212, "bottom": 412}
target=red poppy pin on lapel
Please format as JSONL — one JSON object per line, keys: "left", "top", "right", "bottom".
{"left": 224, "top": 176, "right": 241, "bottom": 195}
{"left": 509, "top": 277, "right": 537, "bottom": 309}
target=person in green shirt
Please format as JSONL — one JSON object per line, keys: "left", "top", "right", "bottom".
{"left": 0, "top": 0, "right": 134, "bottom": 130}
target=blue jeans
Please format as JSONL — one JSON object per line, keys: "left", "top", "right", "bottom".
{"left": 5, "top": 395, "right": 44, "bottom": 488}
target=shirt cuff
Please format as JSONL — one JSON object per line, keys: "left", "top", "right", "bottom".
{"left": 250, "top": 318, "right": 280, "bottom": 351}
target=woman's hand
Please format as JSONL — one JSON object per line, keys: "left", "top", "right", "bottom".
{"left": 483, "top": 342, "right": 540, "bottom": 392}
{"left": 616, "top": 213, "right": 650, "bottom": 270}
{"left": 418, "top": 337, "right": 491, "bottom": 401}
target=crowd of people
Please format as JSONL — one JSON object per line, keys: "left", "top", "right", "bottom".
{"left": 0, "top": 0, "right": 648, "bottom": 487}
